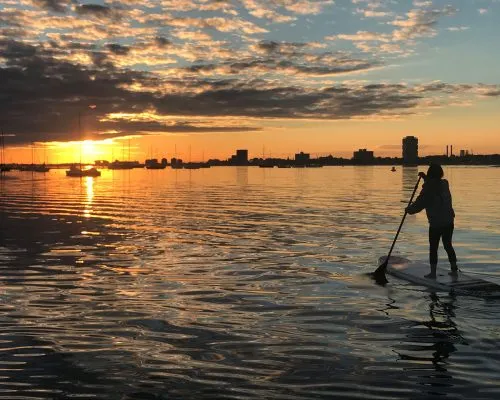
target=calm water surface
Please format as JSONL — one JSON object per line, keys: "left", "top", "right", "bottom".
{"left": 0, "top": 166, "right": 499, "bottom": 399}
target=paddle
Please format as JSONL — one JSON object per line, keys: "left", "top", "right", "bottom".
{"left": 372, "top": 175, "right": 422, "bottom": 285}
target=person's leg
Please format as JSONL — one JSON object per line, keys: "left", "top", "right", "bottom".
{"left": 442, "top": 223, "right": 458, "bottom": 274}
{"left": 427, "top": 226, "right": 441, "bottom": 278}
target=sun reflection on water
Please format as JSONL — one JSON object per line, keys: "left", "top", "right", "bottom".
{"left": 83, "top": 176, "right": 94, "bottom": 218}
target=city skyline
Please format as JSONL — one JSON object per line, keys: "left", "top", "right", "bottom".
{"left": 3, "top": 135, "right": 498, "bottom": 166}
{"left": 1, "top": 0, "right": 499, "bottom": 163}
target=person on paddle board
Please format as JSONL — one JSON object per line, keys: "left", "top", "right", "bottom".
{"left": 405, "top": 163, "right": 458, "bottom": 279}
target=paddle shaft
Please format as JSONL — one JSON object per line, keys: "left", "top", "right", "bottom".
{"left": 384, "top": 175, "right": 422, "bottom": 264}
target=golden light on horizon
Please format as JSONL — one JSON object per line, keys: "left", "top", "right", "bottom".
{"left": 82, "top": 140, "right": 97, "bottom": 163}
{"left": 50, "top": 139, "right": 115, "bottom": 164}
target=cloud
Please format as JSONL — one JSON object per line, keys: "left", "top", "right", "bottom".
{"left": 412, "top": 1, "right": 432, "bottom": 7}
{"left": 3, "top": 36, "right": 499, "bottom": 145}
{"left": 390, "top": 6, "right": 457, "bottom": 41}
{"left": 240, "top": 0, "right": 334, "bottom": 18}
{"left": 176, "top": 40, "right": 383, "bottom": 78}
{"left": 356, "top": 8, "right": 393, "bottom": 18}
{"left": 154, "top": 36, "right": 172, "bottom": 48}
{"left": 32, "top": 0, "right": 72, "bottom": 13}
{"left": 183, "top": 58, "right": 381, "bottom": 77}
{"left": 0, "top": 0, "right": 499, "bottom": 147}
{"left": 329, "top": 31, "right": 392, "bottom": 43}
{"left": 327, "top": 5, "right": 458, "bottom": 55}
{"left": 447, "top": 26, "right": 470, "bottom": 32}
{"left": 106, "top": 43, "right": 130, "bottom": 56}
{"left": 75, "top": 4, "right": 122, "bottom": 20}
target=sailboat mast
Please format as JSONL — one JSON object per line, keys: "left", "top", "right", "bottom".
{"left": 78, "top": 111, "right": 82, "bottom": 167}
{"left": 0, "top": 129, "right": 4, "bottom": 167}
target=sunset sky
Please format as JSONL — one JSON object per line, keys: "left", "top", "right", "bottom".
{"left": 1, "top": 0, "right": 499, "bottom": 163}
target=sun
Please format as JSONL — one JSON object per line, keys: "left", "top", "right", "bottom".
{"left": 82, "top": 140, "right": 98, "bottom": 163}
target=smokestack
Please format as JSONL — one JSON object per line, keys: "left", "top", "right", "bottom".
{"left": 446, "top": 145, "right": 449, "bottom": 157}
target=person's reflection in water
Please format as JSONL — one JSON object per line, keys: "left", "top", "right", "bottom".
{"left": 398, "top": 291, "right": 468, "bottom": 398}
{"left": 424, "top": 292, "right": 464, "bottom": 371}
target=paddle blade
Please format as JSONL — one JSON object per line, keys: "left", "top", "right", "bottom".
{"left": 371, "top": 260, "right": 389, "bottom": 285}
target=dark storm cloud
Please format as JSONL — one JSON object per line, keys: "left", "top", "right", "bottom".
{"left": 97, "top": 120, "right": 260, "bottom": 135}
{"left": 0, "top": 39, "right": 38, "bottom": 60}
{"left": 1, "top": 37, "right": 497, "bottom": 146}
{"left": 90, "top": 51, "right": 111, "bottom": 67}
{"left": 154, "top": 36, "right": 172, "bottom": 48}
{"left": 0, "top": 39, "right": 153, "bottom": 144}
{"left": 185, "top": 57, "right": 380, "bottom": 76}
{"left": 150, "top": 81, "right": 422, "bottom": 120}
{"left": 0, "top": 38, "right": 423, "bottom": 144}
{"left": 33, "top": 0, "right": 72, "bottom": 13}
{"left": 106, "top": 43, "right": 130, "bottom": 56}
{"left": 75, "top": 4, "right": 116, "bottom": 18}
{"left": 255, "top": 40, "right": 308, "bottom": 55}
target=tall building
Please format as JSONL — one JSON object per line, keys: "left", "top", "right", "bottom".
{"left": 236, "top": 149, "right": 248, "bottom": 164}
{"left": 229, "top": 149, "right": 248, "bottom": 165}
{"left": 402, "top": 136, "right": 418, "bottom": 165}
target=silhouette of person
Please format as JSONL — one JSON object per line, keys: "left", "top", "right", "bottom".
{"left": 405, "top": 163, "right": 458, "bottom": 278}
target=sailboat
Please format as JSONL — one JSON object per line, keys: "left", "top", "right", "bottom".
{"left": 145, "top": 158, "right": 167, "bottom": 169}
{"left": 66, "top": 164, "right": 101, "bottom": 177}
{"left": 20, "top": 142, "right": 49, "bottom": 172}
{"left": 0, "top": 129, "right": 10, "bottom": 172}
{"left": 66, "top": 110, "right": 101, "bottom": 177}
{"left": 108, "top": 139, "right": 141, "bottom": 169}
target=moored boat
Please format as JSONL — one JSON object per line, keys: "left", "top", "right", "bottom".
{"left": 66, "top": 165, "right": 101, "bottom": 177}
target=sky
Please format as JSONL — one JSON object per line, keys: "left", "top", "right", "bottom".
{"left": 0, "top": 0, "right": 499, "bottom": 163}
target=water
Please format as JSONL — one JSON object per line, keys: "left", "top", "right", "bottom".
{"left": 0, "top": 166, "right": 499, "bottom": 399}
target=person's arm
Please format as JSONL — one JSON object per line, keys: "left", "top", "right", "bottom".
{"left": 406, "top": 187, "right": 428, "bottom": 214}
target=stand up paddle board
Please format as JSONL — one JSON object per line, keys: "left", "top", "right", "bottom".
{"left": 380, "top": 255, "right": 500, "bottom": 296}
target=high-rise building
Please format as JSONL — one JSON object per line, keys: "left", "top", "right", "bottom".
{"left": 229, "top": 149, "right": 248, "bottom": 165}
{"left": 236, "top": 149, "right": 248, "bottom": 164}
{"left": 402, "top": 136, "right": 418, "bottom": 165}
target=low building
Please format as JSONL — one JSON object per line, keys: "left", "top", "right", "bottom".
{"left": 295, "top": 152, "right": 310, "bottom": 165}
{"left": 353, "top": 149, "right": 374, "bottom": 164}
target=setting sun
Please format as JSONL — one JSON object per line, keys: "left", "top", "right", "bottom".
{"left": 82, "top": 140, "right": 97, "bottom": 163}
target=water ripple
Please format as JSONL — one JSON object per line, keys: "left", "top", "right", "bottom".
{"left": 0, "top": 167, "right": 499, "bottom": 399}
